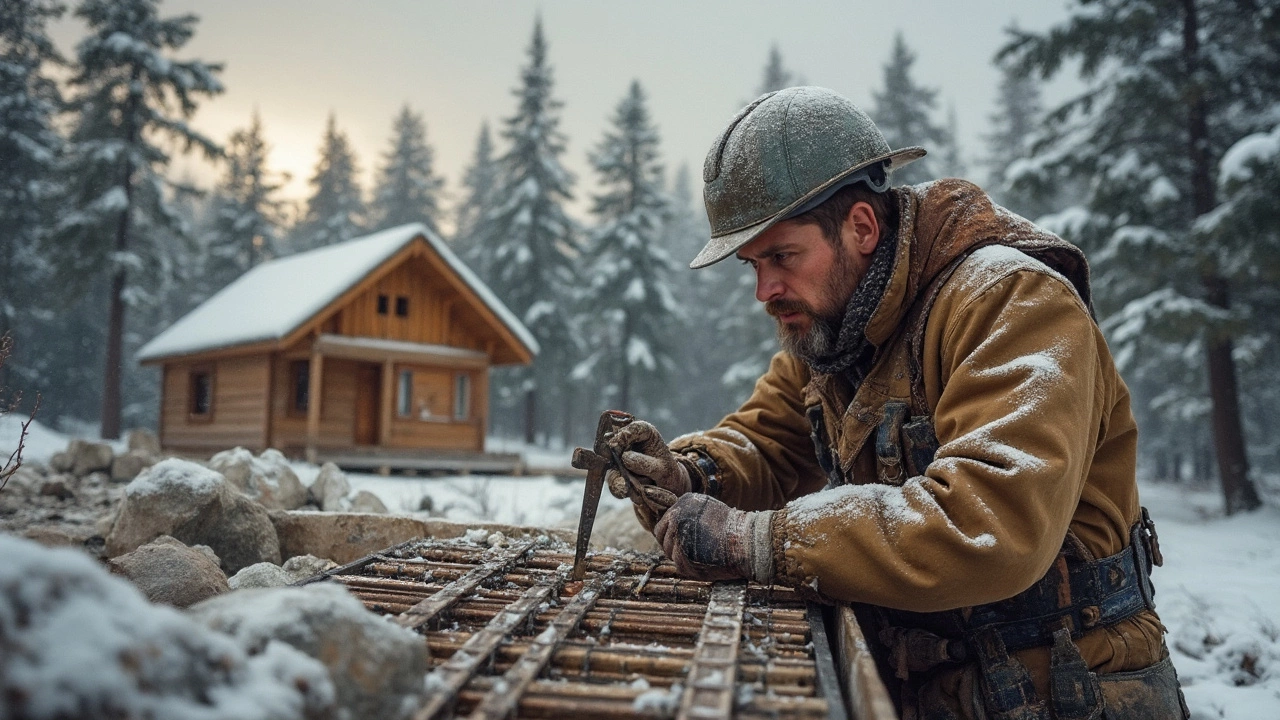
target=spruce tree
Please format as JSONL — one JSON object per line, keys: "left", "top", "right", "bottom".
{"left": 756, "top": 44, "right": 802, "bottom": 96}
{"left": 983, "top": 55, "right": 1050, "bottom": 216}
{"left": 370, "top": 105, "right": 444, "bottom": 233}
{"left": 202, "top": 111, "right": 287, "bottom": 294}
{"left": 293, "top": 113, "right": 364, "bottom": 250}
{"left": 577, "top": 80, "right": 680, "bottom": 415}
{"left": 0, "top": 0, "right": 65, "bottom": 396}
{"left": 871, "top": 32, "right": 947, "bottom": 185}
{"left": 453, "top": 121, "right": 499, "bottom": 278}
{"left": 481, "top": 18, "right": 579, "bottom": 444}
{"left": 52, "top": 0, "right": 222, "bottom": 439}
{"left": 1002, "top": 0, "right": 1280, "bottom": 513}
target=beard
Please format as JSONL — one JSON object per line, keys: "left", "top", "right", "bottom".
{"left": 766, "top": 245, "right": 860, "bottom": 363}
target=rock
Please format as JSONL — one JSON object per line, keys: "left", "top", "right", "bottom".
{"left": 417, "top": 494, "right": 435, "bottom": 513}
{"left": 47, "top": 450, "right": 72, "bottom": 474}
{"left": 22, "top": 523, "right": 96, "bottom": 549}
{"left": 1, "top": 534, "right": 334, "bottom": 718}
{"left": 271, "top": 511, "right": 574, "bottom": 564}
{"left": 282, "top": 554, "right": 339, "bottom": 582}
{"left": 208, "top": 447, "right": 308, "bottom": 510}
{"left": 39, "top": 479, "right": 74, "bottom": 501}
{"left": 349, "top": 489, "right": 388, "bottom": 514}
{"left": 110, "top": 450, "right": 154, "bottom": 482}
{"left": 589, "top": 505, "right": 660, "bottom": 554}
{"left": 228, "top": 562, "right": 292, "bottom": 590}
{"left": 3, "top": 465, "right": 44, "bottom": 494}
{"left": 190, "top": 583, "right": 429, "bottom": 719}
{"left": 107, "top": 535, "right": 229, "bottom": 607}
{"left": 126, "top": 428, "right": 162, "bottom": 456}
{"left": 189, "top": 543, "right": 221, "bottom": 567}
{"left": 106, "top": 458, "right": 281, "bottom": 573}
{"left": 309, "top": 462, "right": 351, "bottom": 511}
{"left": 68, "top": 439, "right": 114, "bottom": 476}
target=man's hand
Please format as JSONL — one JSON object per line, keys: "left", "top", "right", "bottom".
{"left": 603, "top": 420, "right": 691, "bottom": 528}
{"left": 653, "top": 494, "right": 775, "bottom": 584}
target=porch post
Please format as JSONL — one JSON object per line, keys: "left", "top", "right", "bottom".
{"left": 379, "top": 359, "right": 395, "bottom": 447}
{"left": 305, "top": 348, "right": 324, "bottom": 464}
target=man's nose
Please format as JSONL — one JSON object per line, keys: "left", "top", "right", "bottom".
{"left": 755, "top": 267, "right": 784, "bottom": 303}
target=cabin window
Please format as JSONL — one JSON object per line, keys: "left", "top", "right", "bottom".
{"left": 189, "top": 369, "right": 213, "bottom": 418}
{"left": 397, "top": 370, "right": 413, "bottom": 417}
{"left": 291, "top": 360, "right": 310, "bottom": 413}
{"left": 377, "top": 294, "right": 389, "bottom": 315}
{"left": 395, "top": 296, "right": 409, "bottom": 317}
{"left": 454, "top": 373, "right": 471, "bottom": 420}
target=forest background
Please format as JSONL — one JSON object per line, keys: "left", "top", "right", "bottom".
{"left": 3, "top": 0, "right": 1279, "bottom": 514}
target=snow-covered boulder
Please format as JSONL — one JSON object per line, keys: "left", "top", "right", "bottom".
{"left": 67, "top": 438, "right": 114, "bottom": 476}
{"left": 47, "top": 450, "right": 72, "bottom": 474}
{"left": 309, "top": 462, "right": 351, "bottom": 511}
{"left": 190, "top": 583, "right": 428, "bottom": 719}
{"left": 106, "top": 459, "right": 281, "bottom": 573}
{"left": 110, "top": 449, "right": 155, "bottom": 483}
{"left": 229, "top": 562, "right": 293, "bottom": 590}
{"left": 283, "top": 554, "right": 339, "bottom": 582}
{"left": 208, "top": 447, "right": 308, "bottom": 510}
{"left": 349, "top": 489, "right": 388, "bottom": 514}
{"left": 0, "top": 534, "right": 334, "bottom": 719}
{"left": 107, "top": 535, "right": 229, "bottom": 607}
{"left": 3, "top": 465, "right": 44, "bottom": 494}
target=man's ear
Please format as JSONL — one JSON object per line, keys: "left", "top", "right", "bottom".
{"left": 843, "top": 201, "right": 880, "bottom": 257}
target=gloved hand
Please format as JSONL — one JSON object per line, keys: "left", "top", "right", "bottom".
{"left": 653, "top": 493, "right": 775, "bottom": 584}
{"left": 603, "top": 420, "right": 692, "bottom": 528}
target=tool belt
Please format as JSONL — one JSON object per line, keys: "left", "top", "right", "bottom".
{"left": 860, "top": 509, "right": 1168, "bottom": 720}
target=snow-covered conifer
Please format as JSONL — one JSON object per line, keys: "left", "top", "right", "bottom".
{"left": 370, "top": 105, "right": 444, "bottom": 233}
{"left": 50, "top": 0, "right": 222, "bottom": 439}
{"left": 292, "top": 113, "right": 364, "bottom": 250}
{"left": 453, "top": 121, "right": 499, "bottom": 279}
{"left": 756, "top": 44, "right": 802, "bottom": 97}
{"left": 982, "top": 55, "right": 1051, "bottom": 216}
{"left": 871, "top": 32, "right": 946, "bottom": 185}
{"left": 1003, "top": 0, "right": 1280, "bottom": 513}
{"left": 202, "top": 111, "right": 288, "bottom": 294}
{"left": 481, "top": 17, "right": 579, "bottom": 443}
{"left": 576, "top": 80, "right": 680, "bottom": 414}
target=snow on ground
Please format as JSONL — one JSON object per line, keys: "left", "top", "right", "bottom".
{"left": 0, "top": 414, "right": 82, "bottom": 465}
{"left": 1142, "top": 481, "right": 1280, "bottom": 719}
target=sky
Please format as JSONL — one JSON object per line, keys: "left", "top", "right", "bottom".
{"left": 49, "top": 1, "right": 1082, "bottom": 227}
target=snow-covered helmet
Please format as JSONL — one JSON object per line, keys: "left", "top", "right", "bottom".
{"left": 691, "top": 86, "right": 926, "bottom": 269}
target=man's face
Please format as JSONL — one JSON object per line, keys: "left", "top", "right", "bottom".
{"left": 735, "top": 218, "right": 868, "bottom": 359}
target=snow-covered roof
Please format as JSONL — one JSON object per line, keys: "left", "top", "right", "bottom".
{"left": 137, "top": 223, "right": 538, "bottom": 362}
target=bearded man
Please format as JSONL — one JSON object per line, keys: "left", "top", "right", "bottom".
{"left": 603, "top": 87, "right": 1188, "bottom": 719}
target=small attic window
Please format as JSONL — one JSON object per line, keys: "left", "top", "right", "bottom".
{"left": 395, "top": 296, "right": 409, "bottom": 317}
{"left": 376, "top": 294, "right": 389, "bottom": 315}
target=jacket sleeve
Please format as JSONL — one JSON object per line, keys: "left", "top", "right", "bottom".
{"left": 771, "top": 268, "right": 1105, "bottom": 611}
{"left": 669, "top": 351, "right": 827, "bottom": 512}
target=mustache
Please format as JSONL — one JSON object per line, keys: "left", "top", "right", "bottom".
{"left": 765, "top": 299, "right": 813, "bottom": 318}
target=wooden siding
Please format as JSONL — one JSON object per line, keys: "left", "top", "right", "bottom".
{"left": 385, "top": 364, "right": 485, "bottom": 451}
{"left": 160, "top": 355, "right": 270, "bottom": 451}
{"left": 270, "top": 354, "right": 360, "bottom": 453}
{"left": 327, "top": 254, "right": 521, "bottom": 363}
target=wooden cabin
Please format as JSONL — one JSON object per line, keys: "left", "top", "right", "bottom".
{"left": 137, "top": 223, "right": 537, "bottom": 461}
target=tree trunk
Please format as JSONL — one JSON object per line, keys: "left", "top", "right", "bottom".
{"left": 523, "top": 386, "right": 536, "bottom": 445}
{"left": 1183, "top": 0, "right": 1261, "bottom": 513}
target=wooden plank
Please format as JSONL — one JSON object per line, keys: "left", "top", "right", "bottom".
{"left": 305, "top": 348, "right": 323, "bottom": 463}
{"left": 836, "top": 606, "right": 897, "bottom": 720}
{"left": 394, "top": 541, "right": 535, "bottom": 631}
{"left": 415, "top": 572, "right": 566, "bottom": 720}
{"left": 467, "top": 559, "right": 627, "bottom": 720}
{"left": 678, "top": 582, "right": 747, "bottom": 720}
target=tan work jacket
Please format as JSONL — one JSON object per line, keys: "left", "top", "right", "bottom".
{"left": 670, "top": 179, "right": 1164, "bottom": 705}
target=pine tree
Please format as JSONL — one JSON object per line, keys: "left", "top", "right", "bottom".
{"left": 481, "top": 17, "right": 579, "bottom": 444}
{"left": 293, "top": 113, "right": 364, "bottom": 250}
{"left": 938, "top": 104, "right": 967, "bottom": 179}
{"left": 576, "top": 80, "right": 681, "bottom": 415}
{"left": 1002, "top": 0, "right": 1280, "bottom": 513}
{"left": 453, "top": 121, "right": 499, "bottom": 278}
{"left": 370, "top": 105, "right": 444, "bottom": 233}
{"left": 202, "top": 111, "right": 287, "bottom": 294}
{"left": 51, "top": 0, "right": 222, "bottom": 439}
{"left": 871, "top": 32, "right": 947, "bottom": 185}
{"left": 756, "top": 44, "right": 802, "bottom": 97}
{"left": 0, "top": 0, "right": 65, "bottom": 397}
{"left": 983, "top": 55, "right": 1050, "bottom": 216}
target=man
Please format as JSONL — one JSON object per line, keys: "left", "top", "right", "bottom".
{"left": 603, "top": 87, "right": 1187, "bottom": 719}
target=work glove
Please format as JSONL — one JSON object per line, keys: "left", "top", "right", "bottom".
{"left": 653, "top": 493, "right": 775, "bottom": 584}
{"left": 603, "top": 420, "right": 692, "bottom": 529}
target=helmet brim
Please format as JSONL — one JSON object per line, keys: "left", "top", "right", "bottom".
{"left": 689, "top": 146, "right": 927, "bottom": 269}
